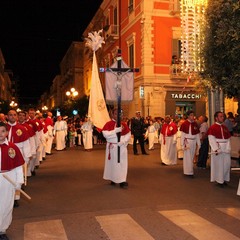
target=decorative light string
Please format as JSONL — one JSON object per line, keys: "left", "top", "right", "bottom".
{"left": 180, "top": 0, "right": 208, "bottom": 74}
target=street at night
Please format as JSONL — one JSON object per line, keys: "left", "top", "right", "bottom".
{"left": 8, "top": 144, "right": 240, "bottom": 240}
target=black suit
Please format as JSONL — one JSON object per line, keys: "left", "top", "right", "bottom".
{"left": 131, "top": 117, "right": 147, "bottom": 154}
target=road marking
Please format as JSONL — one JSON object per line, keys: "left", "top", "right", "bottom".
{"left": 159, "top": 209, "right": 240, "bottom": 240}
{"left": 217, "top": 208, "right": 240, "bottom": 220}
{"left": 96, "top": 213, "right": 154, "bottom": 240}
{"left": 24, "top": 219, "right": 68, "bottom": 240}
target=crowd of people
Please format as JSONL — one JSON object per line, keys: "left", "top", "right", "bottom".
{"left": 0, "top": 107, "right": 240, "bottom": 240}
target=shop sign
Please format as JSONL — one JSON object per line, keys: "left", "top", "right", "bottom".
{"left": 171, "top": 93, "right": 201, "bottom": 99}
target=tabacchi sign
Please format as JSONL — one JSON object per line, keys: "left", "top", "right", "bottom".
{"left": 171, "top": 93, "right": 202, "bottom": 99}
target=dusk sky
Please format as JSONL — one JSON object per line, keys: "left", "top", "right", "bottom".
{"left": 0, "top": 0, "right": 103, "bottom": 105}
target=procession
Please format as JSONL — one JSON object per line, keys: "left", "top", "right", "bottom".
{"left": 1, "top": 104, "right": 240, "bottom": 239}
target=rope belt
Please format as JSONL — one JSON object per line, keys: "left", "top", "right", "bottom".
{"left": 108, "top": 142, "right": 117, "bottom": 160}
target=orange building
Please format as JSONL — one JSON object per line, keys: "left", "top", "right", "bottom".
{"left": 83, "top": 0, "right": 207, "bottom": 118}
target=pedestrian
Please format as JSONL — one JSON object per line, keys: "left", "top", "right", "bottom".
{"left": 196, "top": 116, "right": 209, "bottom": 169}
{"left": 208, "top": 111, "right": 231, "bottom": 187}
{"left": 131, "top": 111, "right": 148, "bottom": 155}
{"left": 81, "top": 116, "right": 93, "bottom": 151}
{"left": 159, "top": 116, "right": 178, "bottom": 165}
{"left": 0, "top": 122, "right": 25, "bottom": 240}
{"left": 102, "top": 109, "right": 131, "bottom": 188}
{"left": 180, "top": 110, "right": 200, "bottom": 177}
{"left": 68, "top": 125, "right": 76, "bottom": 147}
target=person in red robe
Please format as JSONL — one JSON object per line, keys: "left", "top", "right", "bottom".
{"left": 208, "top": 111, "right": 231, "bottom": 187}
{"left": 0, "top": 122, "right": 25, "bottom": 240}
{"left": 159, "top": 116, "right": 178, "bottom": 165}
{"left": 102, "top": 109, "right": 131, "bottom": 188}
{"left": 7, "top": 109, "right": 31, "bottom": 207}
{"left": 180, "top": 110, "right": 200, "bottom": 177}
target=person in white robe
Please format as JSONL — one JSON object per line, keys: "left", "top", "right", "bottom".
{"left": 145, "top": 120, "right": 157, "bottom": 150}
{"left": 0, "top": 122, "right": 25, "bottom": 240}
{"left": 102, "top": 109, "right": 131, "bottom": 188}
{"left": 53, "top": 116, "right": 68, "bottom": 151}
{"left": 208, "top": 111, "right": 231, "bottom": 187}
{"left": 180, "top": 111, "right": 201, "bottom": 177}
{"left": 159, "top": 116, "right": 178, "bottom": 165}
{"left": 81, "top": 117, "right": 93, "bottom": 151}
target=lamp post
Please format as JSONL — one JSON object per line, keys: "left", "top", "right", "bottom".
{"left": 65, "top": 88, "right": 79, "bottom": 117}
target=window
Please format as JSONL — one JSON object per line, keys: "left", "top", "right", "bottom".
{"left": 172, "top": 39, "right": 181, "bottom": 60}
{"left": 129, "top": 44, "right": 134, "bottom": 68}
{"left": 128, "top": 0, "right": 133, "bottom": 14}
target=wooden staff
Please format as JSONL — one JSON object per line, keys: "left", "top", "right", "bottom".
{"left": 2, "top": 174, "right": 31, "bottom": 200}
{"left": 24, "top": 163, "right": 27, "bottom": 186}
{"left": 231, "top": 168, "right": 240, "bottom": 171}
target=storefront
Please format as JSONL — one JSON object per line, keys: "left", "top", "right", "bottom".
{"left": 165, "top": 91, "right": 206, "bottom": 118}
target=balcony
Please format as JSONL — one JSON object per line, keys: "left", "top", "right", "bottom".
{"left": 170, "top": 64, "right": 188, "bottom": 80}
{"left": 105, "top": 25, "right": 119, "bottom": 42}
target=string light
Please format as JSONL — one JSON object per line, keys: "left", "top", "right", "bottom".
{"left": 180, "top": 0, "right": 208, "bottom": 74}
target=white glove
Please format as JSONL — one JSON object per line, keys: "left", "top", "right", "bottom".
{"left": 117, "top": 141, "right": 125, "bottom": 147}
{"left": 15, "top": 183, "right": 22, "bottom": 190}
{"left": 115, "top": 127, "right": 122, "bottom": 133}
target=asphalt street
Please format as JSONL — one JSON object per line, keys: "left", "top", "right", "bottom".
{"left": 7, "top": 143, "right": 240, "bottom": 240}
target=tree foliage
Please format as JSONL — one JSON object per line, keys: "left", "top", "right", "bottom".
{"left": 202, "top": 0, "right": 240, "bottom": 101}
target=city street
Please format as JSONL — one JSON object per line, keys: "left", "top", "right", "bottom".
{"left": 8, "top": 144, "right": 240, "bottom": 240}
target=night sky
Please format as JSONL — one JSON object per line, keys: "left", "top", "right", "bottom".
{"left": 0, "top": 0, "right": 103, "bottom": 105}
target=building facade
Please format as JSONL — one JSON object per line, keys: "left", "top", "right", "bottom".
{"left": 83, "top": 0, "right": 207, "bottom": 119}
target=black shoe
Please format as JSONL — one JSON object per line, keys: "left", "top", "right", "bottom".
{"left": 120, "top": 182, "right": 128, "bottom": 188}
{"left": 0, "top": 234, "right": 9, "bottom": 240}
{"left": 31, "top": 170, "right": 36, "bottom": 176}
{"left": 42, "top": 157, "right": 46, "bottom": 160}
{"left": 14, "top": 200, "right": 19, "bottom": 208}
{"left": 161, "top": 162, "right": 167, "bottom": 166}
{"left": 110, "top": 181, "right": 116, "bottom": 186}
{"left": 142, "top": 153, "right": 149, "bottom": 155}
{"left": 46, "top": 153, "right": 52, "bottom": 155}
{"left": 134, "top": 153, "right": 139, "bottom": 155}
{"left": 217, "top": 183, "right": 224, "bottom": 188}
{"left": 184, "top": 174, "right": 194, "bottom": 178}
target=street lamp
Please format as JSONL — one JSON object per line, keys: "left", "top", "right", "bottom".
{"left": 10, "top": 100, "right": 18, "bottom": 108}
{"left": 42, "top": 105, "right": 48, "bottom": 111}
{"left": 66, "top": 88, "right": 79, "bottom": 117}
{"left": 66, "top": 88, "right": 78, "bottom": 98}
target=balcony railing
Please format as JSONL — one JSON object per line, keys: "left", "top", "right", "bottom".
{"left": 170, "top": 64, "right": 188, "bottom": 80}
{"left": 105, "top": 25, "right": 119, "bottom": 40}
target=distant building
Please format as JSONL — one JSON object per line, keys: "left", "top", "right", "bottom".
{"left": 0, "top": 49, "right": 14, "bottom": 111}
{"left": 40, "top": 42, "right": 84, "bottom": 111}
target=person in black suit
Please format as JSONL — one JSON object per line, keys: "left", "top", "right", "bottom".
{"left": 131, "top": 111, "right": 148, "bottom": 155}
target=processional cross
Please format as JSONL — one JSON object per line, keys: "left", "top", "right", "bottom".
{"left": 102, "top": 49, "right": 139, "bottom": 162}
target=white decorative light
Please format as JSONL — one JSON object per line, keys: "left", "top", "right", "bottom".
{"left": 180, "top": 0, "right": 208, "bottom": 74}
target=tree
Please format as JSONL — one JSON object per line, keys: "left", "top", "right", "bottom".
{"left": 202, "top": 0, "right": 240, "bottom": 114}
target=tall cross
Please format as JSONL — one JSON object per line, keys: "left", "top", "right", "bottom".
{"left": 105, "top": 49, "right": 139, "bottom": 163}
